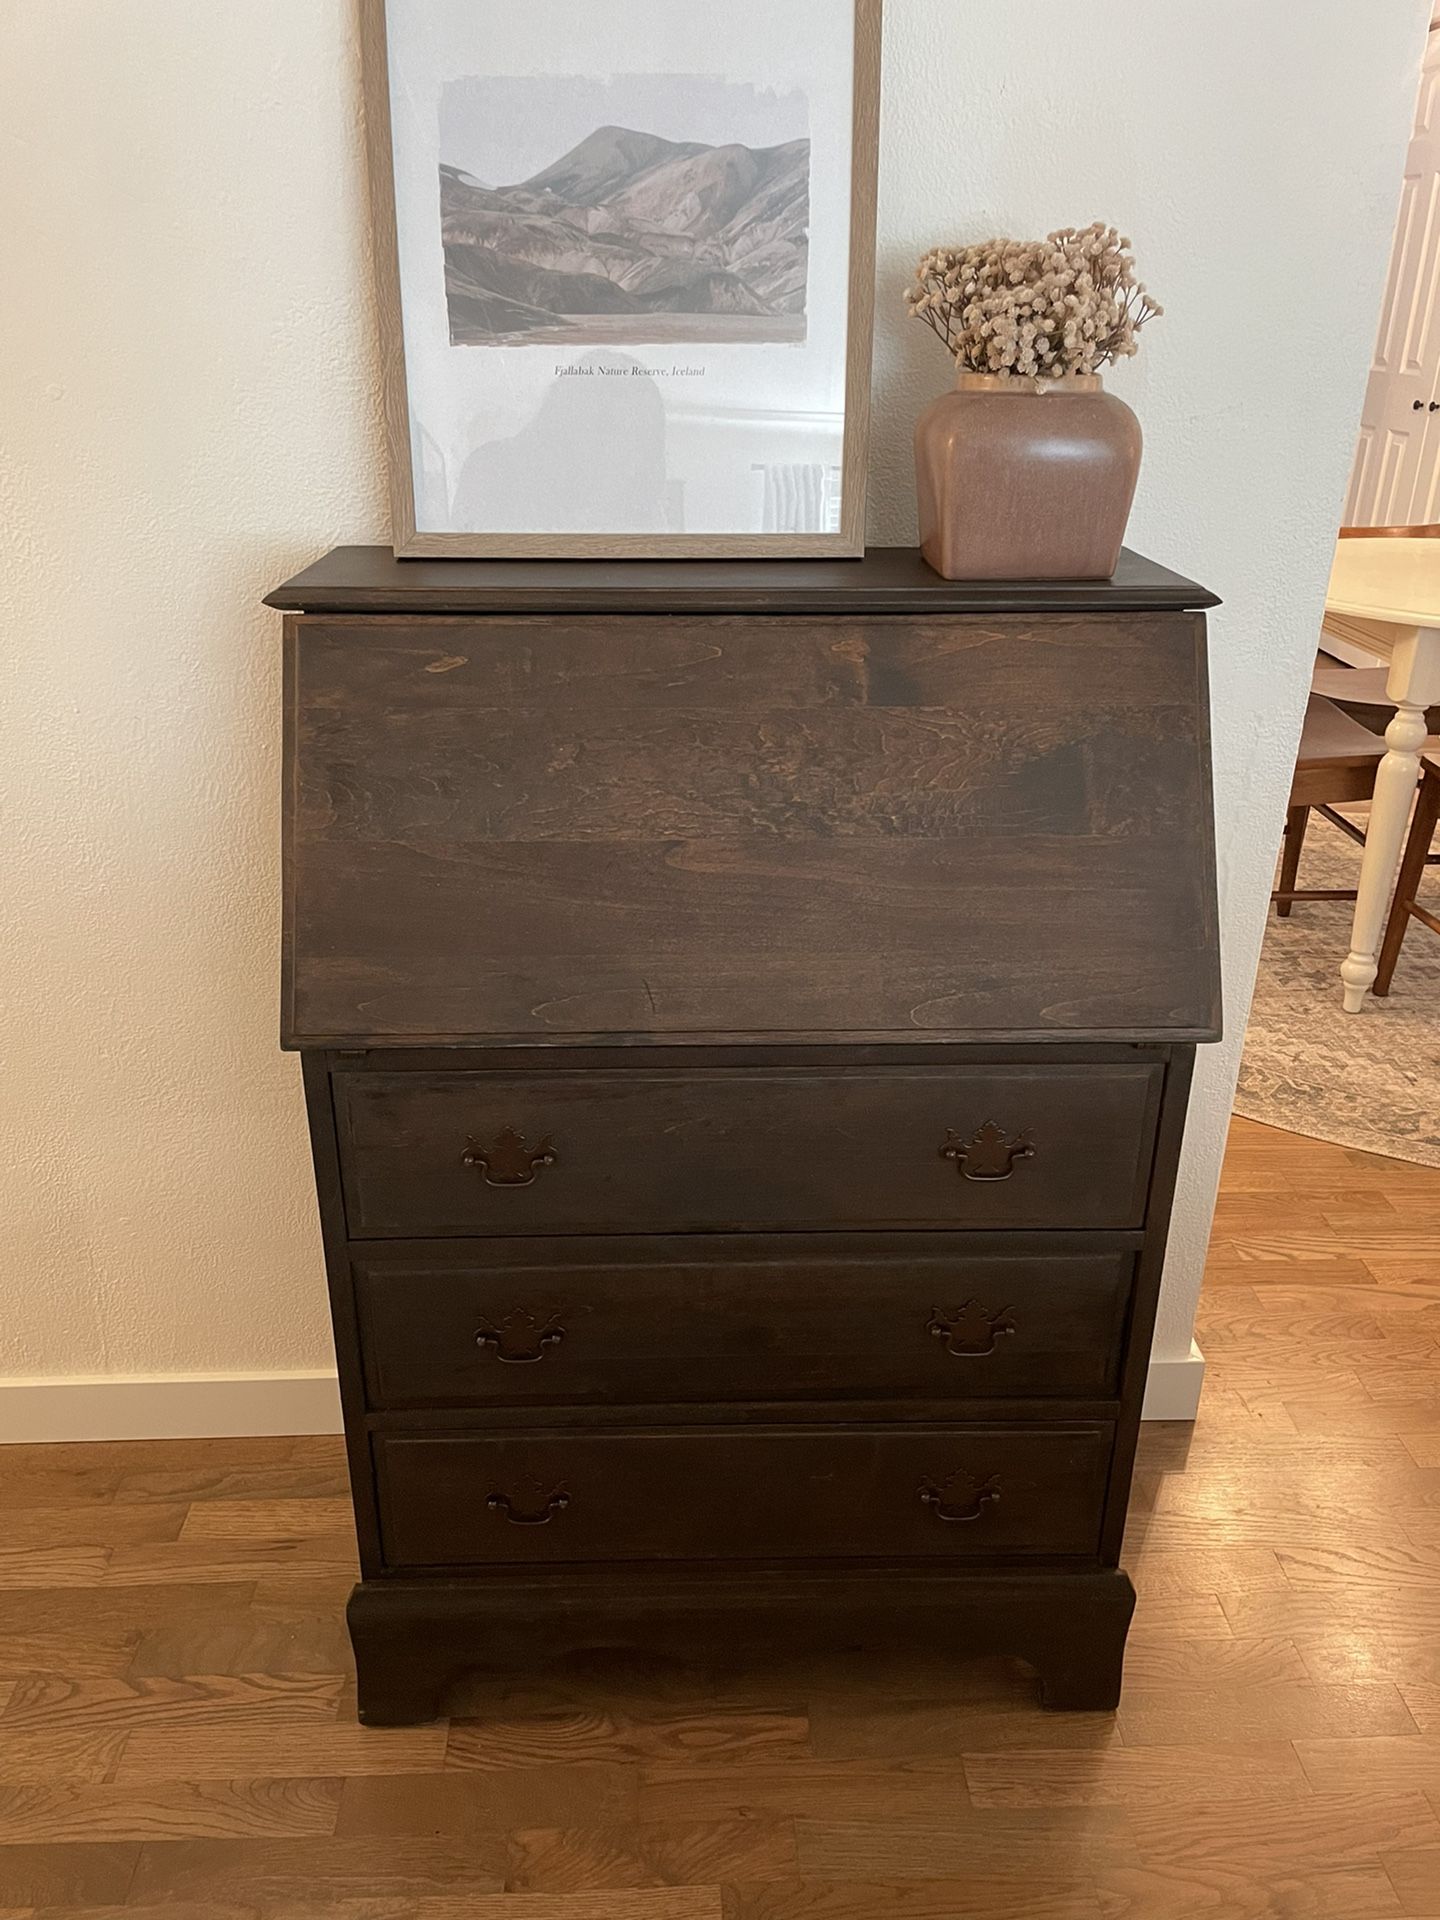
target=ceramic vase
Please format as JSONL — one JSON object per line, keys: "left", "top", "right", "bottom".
{"left": 915, "top": 370, "right": 1142, "bottom": 581}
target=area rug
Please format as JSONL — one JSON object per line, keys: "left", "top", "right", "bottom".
{"left": 1234, "top": 818, "right": 1440, "bottom": 1165}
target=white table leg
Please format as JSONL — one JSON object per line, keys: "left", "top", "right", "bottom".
{"left": 1340, "top": 625, "right": 1440, "bottom": 1010}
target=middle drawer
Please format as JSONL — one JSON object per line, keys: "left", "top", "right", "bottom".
{"left": 353, "top": 1233, "right": 1137, "bottom": 1409}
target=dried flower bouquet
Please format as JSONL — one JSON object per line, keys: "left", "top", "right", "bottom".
{"left": 906, "top": 222, "right": 1161, "bottom": 382}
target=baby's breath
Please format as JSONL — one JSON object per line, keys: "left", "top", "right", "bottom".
{"left": 906, "top": 223, "right": 1161, "bottom": 377}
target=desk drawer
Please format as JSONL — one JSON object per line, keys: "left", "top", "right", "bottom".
{"left": 353, "top": 1234, "right": 1136, "bottom": 1410}
{"left": 334, "top": 1064, "right": 1161, "bottom": 1237}
{"left": 373, "top": 1424, "right": 1112, "bottom": 1569}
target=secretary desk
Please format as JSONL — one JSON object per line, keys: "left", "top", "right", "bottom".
{"left": 267, "top": 546, "right": 1221, "bottom": 1723}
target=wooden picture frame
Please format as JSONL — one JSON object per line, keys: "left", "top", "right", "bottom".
{"left": 360, "top": 0, "right": 881, "bottom": 558}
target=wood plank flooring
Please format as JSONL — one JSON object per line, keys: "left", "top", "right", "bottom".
{"left": 1, "top": 1116, "right": 1438, "bottom": 1918}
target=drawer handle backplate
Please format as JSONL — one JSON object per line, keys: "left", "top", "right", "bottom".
{"left": 928, "top": 1300, "right": 1016, "bottom": 1357}
{"left": 941, "top": 1121, "right": 1035, "bottom": 1181}
{"left": 476, "top": 1308, "right": 566, "bottom": 1365}
{"left": 462, "top": 1128, "right": 557, "bottom": 1187}
{"left": 487, "top": 1485, "right": 570, "bottom": 1527}
{"left": 919, "top": 1470, "right": 1001, "bottom": 1524}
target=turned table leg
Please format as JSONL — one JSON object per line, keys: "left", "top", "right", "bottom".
{"left": 1340, "top": 627, "right": 1440, "bottom": 1012}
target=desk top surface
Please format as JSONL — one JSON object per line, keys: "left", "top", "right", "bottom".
{"left": 268, "top": 546, "right": 1219, "bottom": 617}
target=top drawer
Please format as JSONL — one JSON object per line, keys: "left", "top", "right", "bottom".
{"left": 332, "top": 1064, "right": 1162, "bottom": 1237}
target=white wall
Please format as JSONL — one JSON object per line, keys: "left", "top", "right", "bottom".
{"left": 871, "top": 1, "right": 1428, "bottom": 1397}
{"left": 0, "top": 0, "right": 1426, "bottom": 1438}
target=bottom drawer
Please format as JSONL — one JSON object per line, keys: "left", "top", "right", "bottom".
{"left": 373, "top": 1425, "right": 1112, "bottom": 1569}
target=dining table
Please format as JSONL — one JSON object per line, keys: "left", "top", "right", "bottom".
{"left": 1324, "top": 534, "right": 1440, "bottom": 1010}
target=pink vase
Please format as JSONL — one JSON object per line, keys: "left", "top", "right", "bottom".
{"left": 915, "top": 371, "right": 1142, "bottom": 580}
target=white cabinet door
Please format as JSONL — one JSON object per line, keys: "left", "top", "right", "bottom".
{"left": 1346, "top": 29, "right": 1440, "bottom": 526}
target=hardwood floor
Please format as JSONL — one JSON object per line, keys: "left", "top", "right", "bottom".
{"left": 1, "top": 1116, "right": 1438, "bottom": 1918}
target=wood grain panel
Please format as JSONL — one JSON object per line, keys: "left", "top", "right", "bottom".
{"left": 121, "top": 1832, "right": 508, "bottom": 1906}
{"left": 806, "top": 1698, "right": 1114, "bottom": 1761}
{"left": 114, "top": 1720, "right": 447, "bottom": 1782}
{"left": 1398, "top": 1681, "right": 1440, "bottom": 1731}
{"left": 1121, "top": 1593, "right": 1232, "bottom": 1639}
{"left": 296, "top": 847, "right": 1212, "bottom": 1041}
{"left": 791, "top": 1809, "right": 1128, "bottom": 1876}
{"left": 0, "top": 1504, "right": 186, "bottom": 1550}
{"left": 506, "top": 1817, "right": 797, "bottom": 1893}
{"left": 177, "top": 1498, "right": 355, "bottom": 1542}
{"left": 1278, "top": 1542, "right": 1440, "bottom": 1588}
{"left": 1381, "top": 1844, "right": 1440, "bottom": 1913}
{"left": 0, "top": 1727, "right": 130, "bottom": 1785}
{"left": 0, "top": 1672, "right": 342, "bottom": 1735}
{"left": 336, "top": 1764, "right": 640, "bottom": 1838}
{"left": 15, "top": 1895, "right": 725, "bottom": 1920}
{"left": 0, "top": 1777, "right": 341, "bottom": 1843}
{"left": 1125, "top": 1546, "right": 1290, "bottom": 1596}
{"left": 1296, "top": 1736, "right": 1440, "bottom": 1796}
{"left": 444, "top": 1709, "right": 809, "bottom": 1773}
{"left": 1089, "top": 1861, "right": 1404, "bottom": 1919}
{"left": 962, "top": 1742, "right": 1314, "bottom": 1809}
{"left": 111, "top": 1462, "right": 350, "bottom": 1504}
{"left": 124, "top": 1610, "right": 353, "bottom": 1679}
{"left": 334, "top": 1067, "right": 1160, "bottom": 1236}
{"left": 1223, "top": 1585, "right": 1440, "bottom": 1638}
{"left": 1118, "top": 1634, "right": 1310, "bottom": 1687}
{"left": 635, "top": 1761, "right": 975, "bottom": 1827}
{"left": 722, "top": 1875, "right": 1104, "bottom": 1919}
{"left": 1294, "top": 1632, "right": 1440, "bottom": 1689}
{"left": 292, "top": 608, "right": 1193, "bottom": 710}
{"left": 100, "top": 1540, "right": 358, "bottom": 1586}
{"left": 1115, "top": 1682, "right": 1420, "bottom": 1745}
{"left": 0, "top": 1839, "right": 139, "bottom": 1908}
{"left": 1121, "top": 1788, "right": 1440, "bottom": 1871}
{"left": 283, "top": 608, "right": 1219, "bottom": 1044}
{"left": 265, "top": 544, "right": 1219, "bottom": 615}
{"left": 353, "top": 1235, "right": 1137, "bottom": 1409}
{"left": 0, "top": 1547, "right": 109, "bottom": 1589}
{"left": 0, "top": 1585, "right": 251, "bottom": 1681}
{"left": 373, "top": 1426, "right": 1112, "bottom": 1569}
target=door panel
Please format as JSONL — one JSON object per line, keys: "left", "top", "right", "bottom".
{"left": 1347, "top": 31, "right": 1440, "bottom": 526}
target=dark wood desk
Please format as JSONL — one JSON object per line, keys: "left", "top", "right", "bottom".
{"left": 268, "top": 547, "right": 1221, "bottom": 1722}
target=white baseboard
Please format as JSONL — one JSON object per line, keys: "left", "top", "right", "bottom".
{"left": 0, "top": 1371, "right": 343, "bottom": 1444}
{"left": 1141, "top": 1341, "right": 1207, "bottom": 1422}
{"left": 1, "top": 1351, "right": 1205, "bottom": 1443}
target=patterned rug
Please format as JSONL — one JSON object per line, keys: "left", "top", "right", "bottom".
{"left": 1234, "top": 816, "right": 1440, "bottom": 1165}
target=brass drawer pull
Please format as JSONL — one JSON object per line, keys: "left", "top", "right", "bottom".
{"left": 487, "top": 1486, "right": 570, "bottom": 1527}
{"left": 940, "top": 1121, "right": 1035, "bottom": 1181}
{"left": 919, "top": 1470, "right": 1001, "bottom": 1524}
{"left": 475, "top": 1308, "right": 566, "bottom": 1365}
{"left": 462, "top": 1128, "right": 557, "bottom": 1187}
{"left": 928, "top": 1300, "right": 1016, "bottom": 1357}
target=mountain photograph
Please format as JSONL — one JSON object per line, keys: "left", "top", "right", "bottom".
{"left": 439, "top": 122, "right": 810, "bottom": 347}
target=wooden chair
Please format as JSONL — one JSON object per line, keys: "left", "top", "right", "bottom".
{"left": 1311, "top": 665, "right": 1395, "bottom": 701}
{"left": 1273, "top": 694, "right": 1440, "bottom": 996}
{"left": 1312, "top": 663, "right": 1440, "bottom": 735}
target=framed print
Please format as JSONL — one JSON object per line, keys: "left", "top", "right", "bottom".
{"left": 360, "top": 0, "right": 881, "bottom": 557}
